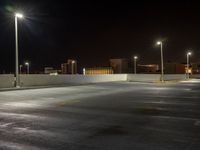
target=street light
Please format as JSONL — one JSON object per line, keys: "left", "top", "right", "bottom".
{"left": 157, "top": 41, "right": 164, "bottom": 82}
{"left": 134, "top": 56, "right": 138, "bottom": 74}
{"left": 186, "top": 51, "right": 192, "bottom": 79}
{"left": 71, "top": 61, "right": 75, "bottom": 74}
{"left": 15, "top": 13, "right": 24, "bottom": 87}
{"left": 20, "top": 65, "right": 23, "bottom": 74}
{"left": 15, "top": 13, "right": 23, "bottom": 18}
{"left": 25, "top": 62, "right": 29, "bottom": 74}
{"left": 83, "top": 68, "right": 86, "bottom": 75}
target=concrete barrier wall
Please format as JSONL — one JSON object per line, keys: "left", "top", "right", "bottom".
{"left": 127, "top": 74, "right": 161, "bottom": 82}
{"left": 0, "top": 74, "right": 188, "bottom": 89}
{"left": 20, "top": 74, "right": 128, "bottom": 87}
{"left": 127, "top": 74, "right": 186, "bottom": 82}
{"left": 0, "top": 74, "right": 14, "bottom": 88}
{"left": 190, "top": 74, "right": 200, "bottom": 79}
{"left": 164, "top": 74, "right": 186, "bottom": 81}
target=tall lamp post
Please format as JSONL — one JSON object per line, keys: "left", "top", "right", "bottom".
{"left": 186, "top": 52, "right": 192, "bottom": 79}
{"left": 71, "top": 61, "right": 75, "bottom": 74}
{"left": 83, "top": 68, "right": 86, "bottom": 75}
{"left": 25, "top": 62, "right": 30, "bottom": 74}
{"left": 134, "top": 56, "right": 138, "bottom": 74}
{"left": 157, "top": 41, "right": 164, "bottom": 82}
{"left": 15, "top": 13, "right": 23, "bottom": 87}
{"left": 20, "top": 65, "right": 23, "bottom": 74}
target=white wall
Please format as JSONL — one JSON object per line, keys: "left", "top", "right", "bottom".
{"left": 127, "top": 74, "right": 186, "bottom": 82}
{"left": 127, "top": 74, "right": 161, "bottom": 82}
{"left": 0, "top": 74, "right": 188, "bottom": 89}
{"left": 0, "top": 74, "right": 14, "bottom": 88}
{"left": 164, "top": 74, "right": 186, "bottom": 81}
{"left": 190, "top": 74, "right": 200, "bottom": 79}
{"left": 20, "top": 74, "right": 128, "bottom": 87}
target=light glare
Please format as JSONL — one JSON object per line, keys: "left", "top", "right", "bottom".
{"left": 157, "top": 41, "right": 161, "bottom": 45}
{"left": 187, "top": 52, "right": 192, "bottom": 56}
{"left": 15, "top": 13, "right": 23, "bottom": 18}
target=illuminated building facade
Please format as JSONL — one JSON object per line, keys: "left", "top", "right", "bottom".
{"left": 85, "top": 67, "right": 113, "bottom": 75}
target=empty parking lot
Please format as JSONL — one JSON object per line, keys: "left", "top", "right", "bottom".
{"left": 0, "top": 80, "right": 200, "bottom": 150}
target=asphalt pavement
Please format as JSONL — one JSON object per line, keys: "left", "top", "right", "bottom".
{"left": 0, "top": 80, "right": 200, "bottom": 150}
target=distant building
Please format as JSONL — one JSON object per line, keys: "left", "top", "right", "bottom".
{"left": 137, "top": 64, "right": 159, "bottom": 73}
{"left": 164, "top": 62, "right": 200, "bottom": 74}
{"left": 192, "top": 62, "right": 200, "bottom": 74}
{"left": 61, "top": 63, "right": 68, "bottom": 74}
{"left": 110, "top": 59, "right": 129, "bottom": 74}
{"left": 85, "top": 67, "right": 113, "bottom": 75}
{"left": 44, "top": 67, "right": 59, "bottom": 74}
{"left": 61, "top": 59, "right": 77, "bottom": 74}
{"left": 165, "top": 63, "right": 186, "bottom": 74}
{"left": 68, "top": 59, "right": 77, "bottom": 74}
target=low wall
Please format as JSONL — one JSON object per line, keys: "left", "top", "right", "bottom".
{"left": 127, "top": 74, "right": 186, "bottom": 82}
{"left": 190, "top": 74, "right": 200, "bottom": 79}
{"left": 127, "top": 74, "right": 161, "bottom": 82}
{"left": 20, "top": 74, "right": 127, "bottom": 87}
{"left": 164, "top": 74, "right": 186, "bottom": 81}
{"left": 0, "top": 74, "right": 14, "bottom": 88}
{"left": 0, "top": 74, "right": 188, "bottom": 89}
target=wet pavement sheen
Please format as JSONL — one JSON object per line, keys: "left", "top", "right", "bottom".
{"left": 0, "top": 80, "right": 200, "bottom": 150}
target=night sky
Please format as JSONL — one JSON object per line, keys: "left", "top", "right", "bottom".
{"left": 0, "top": 0, "right": 200, "bottom": 73}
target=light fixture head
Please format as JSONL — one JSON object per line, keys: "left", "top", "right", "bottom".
{"left": 187, "top": 52, "right": 192, "bottom": 56}
{"left": 157, "top": 41, "right": 162, "bottom": 45}
{"left": 134, "top": 56, "right": 138, "bottom": 60}
{"left": 25, "top": 62, "right": 29, "bottom": 65}
{"left": 15, "top": 13, "right": 23, "bottom": 18}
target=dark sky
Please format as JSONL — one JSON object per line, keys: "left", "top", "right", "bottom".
{"left": 0, "top": 0, "right": 200, "bottom": 73}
